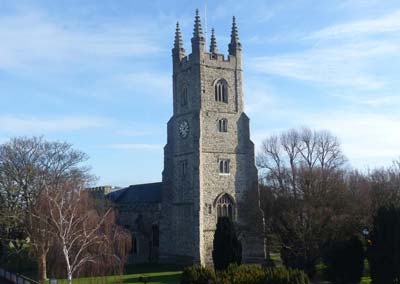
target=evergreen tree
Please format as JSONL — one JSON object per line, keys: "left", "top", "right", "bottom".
{"left": 323, "top": 236, "right": 365, "bottom": 284}
{"left": 368, "top": 206, "right": 400, "bottom": 284}
{"left": 212, "top": 217, "right": 242, "bottom": 270}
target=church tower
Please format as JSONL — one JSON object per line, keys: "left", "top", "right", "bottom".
{"left": 160, "top": 10, "right": 264, "bottom": 265}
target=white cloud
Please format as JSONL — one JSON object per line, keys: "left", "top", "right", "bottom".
{"left": 361, "top": 96, "right": 400, "bottom": 107}
{"left": 244, "top": 80, "right": 277, "bottom": 115}
{"left": 115, "top": 129, "right": 159, "bottom": 137}
{"left": 248, "top": 40, "right": 398, "bottom": 90}
{"left": 251, "top": 108, "right": 400, "bottom": 169}
{"left": 248, "top": 9, "right": 400, "bottom": 92}
{"left": 114, "top": 72, "right": 171, "bottom": 95}
{"left": 0, "top": 11, "right": 162, "bottom": 70}
{"left": 106, "top": 143, "right": 163, "bottom": 150}
{"left": 0, "top": 115, "right": 110, "bottom": 133}
{"left": 307, "top": 111, "right": 400, "bottom": 158}
{"left": 308, "top": 9, "right": 400, "bottom": 39}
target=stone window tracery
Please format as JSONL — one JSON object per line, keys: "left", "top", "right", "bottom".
{"left": 219, "top": 159, "right": 230, "bottom": 174}
{"left": 216, "top": 194, "right": 235, "bottom": 220}
{"left": 215, "top": 80, "right": 228, "bottom": 103}
{"left": 218, "top": 118, "right": 228, "bottom": 132}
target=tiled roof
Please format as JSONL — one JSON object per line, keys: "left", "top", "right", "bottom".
{"left": 108, "top": 182, "right": 162, "bottom": 204}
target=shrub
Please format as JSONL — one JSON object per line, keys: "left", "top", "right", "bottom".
{"left": 368, "top": 206, "right": 400, "bottom": 284}
{"left": 263, "top": 266, "right": 309, "bottom": 284}
{"left": 181, "top": 264, "right": 309, "bottom": 284}
{"left": 323, "top": 236, "right": 365, "bottom": 284}
{"left": 280, "top": 243, "right": 318, "bottom": 278}
{"left": 226, "top": 263, "right": 265, "bottom": 284}
{"left": 181, "top": 265, "right": 216, "bottom": 284}
{"left": 212, "top": 217, "right": 242, "bottom": 270}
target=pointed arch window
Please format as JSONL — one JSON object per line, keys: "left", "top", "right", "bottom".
{"left": 215, "top": 80, "right": 228, "bottom": 103}
{"left": 218, "top": 119, "right": 228, "bottom": 132}
{"left": 216, "top": 194, "right": 235, "bottom": 220}
{"left": 181, "top": 86, "right": 188, "bottom": 106}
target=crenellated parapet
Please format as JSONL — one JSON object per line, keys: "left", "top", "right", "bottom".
{"left": 172, "top": 10, "right": 242, "bottom": 73}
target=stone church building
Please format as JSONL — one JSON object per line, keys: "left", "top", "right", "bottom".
{"left": 108, "top": 10, "right": 265, "bottom": 266}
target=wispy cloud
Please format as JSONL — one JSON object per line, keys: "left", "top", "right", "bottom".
{"left": 0, "top": 115, "right": 111, "bottom": 133}
{"left": 106, "top": 143, "right": 163, "bottom": 150}
{"left": 244, "top": 80, "right": 278, "bottom": 115}
{"left": 306, "top": 111, "right": 400, "bottom": 160}
{"left": 248, "top": 9, "right": 400, "bottom": 91}
{"left": 248, "top": 40, "right": 397, "bottom": 89}
{"left": 361, "top": 96, "right": 400, "bottom": 107}
{"left": 0, "top": 11, "right": 163, "bottom": 70}
{"left": 113, "top": 72, "right": 171, "bottom": 97}
{"left": 252, "top": 109, "right": 400, "bottom": 168}
{"left": 115, "top": 129, "right": 159, "bottom": 137}
{"left": 308, "top": 9, "right": 400, "bottom": 39}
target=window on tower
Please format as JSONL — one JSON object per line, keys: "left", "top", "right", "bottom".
{"left": 216, "top": 194, "right": 235, "bottom": 220}
{"left": 181, "top": 87, "right": 188, "bottom": 106}
{"left": 181, "top": 160, "right": 188, "bottom": 177}
{"left": 152, "top": 224, "right": 159, "bottom": 247}
{"left": 215, "top": 80, "right": 228, "bottom": 103}
{"left": 218, "top": 119, "right": 228, "bottom": 132}
{"left": 219, "top": 159, "right": 230, "bottom": 174}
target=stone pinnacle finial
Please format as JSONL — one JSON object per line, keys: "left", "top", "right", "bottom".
{"left": 173, "top": 21, "right": 185, "bottom": 60}
{"left": 193, "top": 9, "right": 204, "bottom": 40}
{"left": 174, "top": 22, "right": 183, "bottom": 49}
{"left": 231, "top": 16, "right": 240, "bottom": 43}
{"left": 210, "top": 28, "right": 218, "bottom": 53}
{"left": 229, "top": 16, "right": 241, "bottom": 55}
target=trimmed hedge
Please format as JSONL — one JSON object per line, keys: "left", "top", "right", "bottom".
{"left": 181, "top": 264, "right": 309, "bottom": 284}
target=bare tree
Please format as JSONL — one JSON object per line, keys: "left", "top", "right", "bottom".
{"left": 257, "top": 128, "right": 353, "bottom": 275}
{"left": 0, "top": 137, "right": 92, "bottom": 283}
{"left": 39, "top": 179, "right": 130, "bottom": 284}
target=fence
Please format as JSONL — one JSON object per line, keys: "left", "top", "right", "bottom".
{"left": 0, "top": 267, "right": 40, "bottom": 284}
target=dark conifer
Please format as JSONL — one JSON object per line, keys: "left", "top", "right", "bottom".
{"left": 212, "top": 217, "right": 242, "bottom": 270}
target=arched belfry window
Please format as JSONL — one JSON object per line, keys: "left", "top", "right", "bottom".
{"left": 216, "top": 194, "right": 235, "bottom": 220}
{"left": 219, "top": 159, "right": 230, "bottom": 174}
{"left": 218, "top": 119, "right": 228, "bottom": 132}
{"left": 215, "top": 80, "right": 228, "bottom": 103}
{"left": 181, "top": 86, "right": 188, "bottom": 106}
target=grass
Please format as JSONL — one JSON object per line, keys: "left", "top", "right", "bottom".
{"left": 361, "top": 276, "right": 372, "bottom": 284}
{"left": 52, "top": 271, "right": 181, "bottom": 284}
{"left": 50, "top": 264, "right": 183, "bottom": 284}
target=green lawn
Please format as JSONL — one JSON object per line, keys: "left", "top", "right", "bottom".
{"left": 51, "top": 264, "right": 182, "bottom": 284}
{"left": 361, "top": 276, "right": 371, "bottom": 284}
{"left": 52, "top": 271, "right": 181, "bottom": 284}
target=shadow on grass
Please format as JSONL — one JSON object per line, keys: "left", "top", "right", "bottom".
{"left": 123, "top": 273, "right": 181, "bottom": 284}
{"left": 124, "top": 264, "right": 184, "bottom": 275}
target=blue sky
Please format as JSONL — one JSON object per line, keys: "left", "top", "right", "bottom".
{"left": 1, "top": 0, "right": 399, "bottom": 186}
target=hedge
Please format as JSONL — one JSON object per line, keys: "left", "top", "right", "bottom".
{"left": 181, "top": 264, "right": 309, "bottom": 284}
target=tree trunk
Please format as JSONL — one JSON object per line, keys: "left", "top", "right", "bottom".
{"left": 37, "top": 252, "right": 47, "bottom": 284}
{"left": 67, "top": 271, "right": 73, "bottom": 284}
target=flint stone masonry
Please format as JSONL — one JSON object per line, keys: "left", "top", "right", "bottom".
{"left": 159, "top": 12, "right": 265, "bottom": 265}
{"left": 109, "top": 11, "right": 265, "bottom": 266}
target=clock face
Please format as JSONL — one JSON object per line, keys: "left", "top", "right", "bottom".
{"left": 178, "top": 120, "right": 189, "bottom": 138}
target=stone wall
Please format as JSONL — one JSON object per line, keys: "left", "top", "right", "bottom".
{"left": 160, "top": 16, "right": 264, "bottom": 265}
